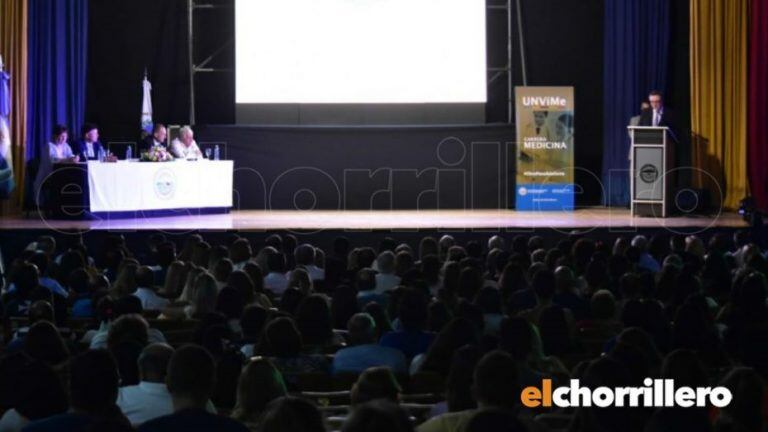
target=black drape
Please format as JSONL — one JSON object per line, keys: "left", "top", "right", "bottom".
{"left": 86, "top": 0, "right": 190, "bottom": 141}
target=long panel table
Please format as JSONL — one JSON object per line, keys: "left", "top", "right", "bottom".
{"left": 46, "top": 160, "right": 233, "bottom": 219}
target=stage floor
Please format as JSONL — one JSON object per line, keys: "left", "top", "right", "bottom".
{"left": 0, "top": 208, "right": 747, "bottom": 232}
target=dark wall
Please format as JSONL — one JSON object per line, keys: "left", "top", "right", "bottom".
{"left": 87, "top": 0, "right": 608, "bottom": 205}
{"left": 86, "top": 0, "right": 190, "bottom": 141}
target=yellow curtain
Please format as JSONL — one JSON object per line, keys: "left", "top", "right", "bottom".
{"left": 0, "top": 0, "right": 28, "bottom": 213}
{"left": 690, "top": 0, "right": 749, "bottom": 210}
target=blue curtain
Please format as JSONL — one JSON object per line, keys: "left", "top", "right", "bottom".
{"left": 602, "top": 0, "right": 670, "bottom": 206}
{"left": 26, "top": 0, "right": 88, "bottom": 162}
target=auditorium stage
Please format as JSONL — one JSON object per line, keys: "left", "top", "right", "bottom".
{"left": 0, "top": 208, "right": 748, "bottom": 232}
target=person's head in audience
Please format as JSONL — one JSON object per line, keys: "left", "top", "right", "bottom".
{"left": 112, "top": 262, "right": 139, "bottom": 297}
{"left": 466, "top": 409, "right": 528, "bottom": 432}
{"left": 225, "top": 270, "right": 255, "bottom": 305}
{"left": 294, "top": 243, "right": 316, "bottom": 267}
{"left": 572, "top": 356, "right": 635, "bottom": 432}
{"left": 152, "top": 123, "right": 167, "bottom": 144}
{"left": 714, "top": 367, "right": 765, "bottom": 432}
{"left": 67, "top": 267, "right": 93, "bottom": 298}
{"left": 241, "top": 304, "right": 268, "bottom": 343}
{"left": 12, "top": 262, "right": 40, "bottom": 299}
{"left": 10, "top": 357, "right": 68, "bottom": 422}
{"left": 396, "top": 288, "right": 429, "bottom": 332}
{"left": 279, "top": 287, "right": 306, "bottom": 315}
{"left": 162, "top": 261, "right": 187, "bottom": 297}
{"left": 445, "top": 345, "right": 482, "bottom": 412}
{"left": 538, "top": 305, "right": 571, "bottom": 356}
{"left": 135, "top": 265, "right": 155, "bottom": 290}
{"left": 136, "top": 343, "right": 174, "bottom": 385}
{"left": 350, "top": 367, "right": 401, "bottom": 405}
{"left": 24, "top": 321, "right": 70, "bottom": 366}
{"left": 28, "top": 251, "right": 52, "bottom": 279}
{"left": 216, "top": 286, "right": 245, "bottom": 321}
{"left": 260, "top": 396, "right": 325, "bottom": 432}
{"left": 232, "top": 358, "right": 288, "bottom": 424}
{"left": 531, "top": 268, "right": 556, "bottom": 306}
{"left": 356, "top": 247, "right": 376, "bottom": 270}
{"left": 212, "top": 257, "right": 234, "bottom": 283}
{"left": 376, "top": 251, "right": 396, "bottom": 276}
{"left": 498, "top": 316, "right": 534, "bottom": 362}
{"left": 229, "top": 238, "right": 252, "bottom": 264}
{"left": 473, "top": 350, "right": 519, "bottom": 410}
{"left": 343, "top": 400, "right": 413, "bottom": 432}
{"left": 265, "top": 317, "right": 303, "bottom": 358}
{"left": 190, "top": 272, "right": 218, "bottom": 318}
{"left": 498, "top": 263, "right": 527, "bottom": 302}
{"left": 266, "top": 248, "right": 286, "bottom": 274}
{"left": 70, "top": 349, "right": 127, "bottom": 422}
{"left": 438, "top": 235, "right": 455, "bottom": 261}
{"left": 331, "top": 284, "right": 360, "bottom": 329}
{"left": 288, "top": 267, "right": 313, "bottom": 295}
{"left": 295, "top": 294, "right": 335, "bottom": 347}
{"left": 107, "top": 314, "right": 150, "bottom": 350}
{"left": 28, "top": 299, "right": 54, "bottom": 325}
{"left": 355, "top": 268, "right": 377, "bottom": 293}
{"left": 190, "top": 241, "right": 211, "bottom": 268}
{"left": 420, "top": 317, "right": 478, "bottom": 376}
{"left": 166, "top": 345, "right": 216, "bottom": 411}
{"left": 242, "top": 261, "right": 266, "bottom": 293}
{"left": 363, "top": 302, "right": 392, "bottom": 336}
{"left": 591, "top": 289, "right": 617, "bottom": 321}
{"left": 418, "top": 236, "right": 438, "bottom": 261}
{"left": 347, "top": 313, "right": 378, "bottom": 346}
{"left": 427, "top": 300, "right": 452, "bottom": 333}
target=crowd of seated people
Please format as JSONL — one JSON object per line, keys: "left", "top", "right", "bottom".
{"left": 0, "top": 228, "right": 766, "bottom": 431}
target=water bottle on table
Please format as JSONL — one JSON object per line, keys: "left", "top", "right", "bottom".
{"left": 214, "top": 145, "right": 220, "bottom": 161}
{"left": 125, "top": 145, "right": 132, "bottom": 161}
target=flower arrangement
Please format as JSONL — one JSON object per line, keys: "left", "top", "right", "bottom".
{"left": 140, "top": 145, "right": 174, "bottom": 162}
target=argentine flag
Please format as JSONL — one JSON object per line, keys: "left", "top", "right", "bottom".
{"left": 0, "top": 54, "right": 15, "bottom": 197}
{"left": 141, "top": 72, "right": 153, "bottom": 134}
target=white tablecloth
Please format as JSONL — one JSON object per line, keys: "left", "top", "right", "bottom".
{"left": 87, "top": 160, "right": 233, "bottom": 212}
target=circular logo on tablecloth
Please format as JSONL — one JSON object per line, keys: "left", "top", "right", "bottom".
{"left": 518, "top": 187, "right": 528, "bottom": 196}
{"left": 154, "top": 168, "right": 177, "bottom": 200}
{"left": 639, "top": 164, "right": 658, "bottom": 184}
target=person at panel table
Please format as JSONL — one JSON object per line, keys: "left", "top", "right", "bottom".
{"left": 46, "top": 124, "right": 78, "bottom": 163}
{"left": 140, "top": 123, "right": 168, "bottom": 153}
{"left": 72, "top": 122, "right": 104, "bottom": 161}
{"left": 169, "top": 126, "right": 203, "bottom": 160}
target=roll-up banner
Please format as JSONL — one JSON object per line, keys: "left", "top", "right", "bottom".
{"left": 515, "top": 86, "right": 575, "bottom": 211}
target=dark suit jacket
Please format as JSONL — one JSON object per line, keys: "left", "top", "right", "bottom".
{"left": 638, "top": 107, "right": 679, "bottom": 143}
{"left": 72, "top": 140, "right": 104, "bottom": 161}
{"left": 140, "top": 136, "right": 166, "bottom": 153}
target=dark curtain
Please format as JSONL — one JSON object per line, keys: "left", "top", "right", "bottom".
{"left": 26, "top": 0, "right": 88, "bottom": 161}
{"left": 601, "top": 0, "right": 670, "bottom": 206}
{"left": 748, "top": 0, "right": 768, "bottom": 212}
{"left": 86, "top": 0, "right": 190, "bottom": 141}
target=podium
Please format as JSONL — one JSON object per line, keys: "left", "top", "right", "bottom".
{"left": 628, "top": 126, "right": 674, "bottom": 217}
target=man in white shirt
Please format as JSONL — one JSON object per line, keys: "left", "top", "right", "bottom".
{"left": 133, "top": 266, "right": 170, "bottom": 311}
{"left": 332, "top": 313, "right": 407, "bottom": 374}
{"left": 169, "top": 126, "right": 203, "bottom": 160}
{"left": 118, "top": 344, "right": 217, "bottom": 426}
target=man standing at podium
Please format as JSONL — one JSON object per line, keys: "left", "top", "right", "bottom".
{"left": 639, "top": 90, "right": 678, "bottom": 143}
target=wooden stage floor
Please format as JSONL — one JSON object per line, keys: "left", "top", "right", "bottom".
{"left": 0, "top": 208, "right": 747, "bottom": 232}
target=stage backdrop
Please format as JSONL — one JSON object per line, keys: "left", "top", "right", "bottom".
{"left": 514, "top": 87, "right": 575, "bottom": 211}
{"left": 194, "top": 125, "right": 516, "bottom": 211}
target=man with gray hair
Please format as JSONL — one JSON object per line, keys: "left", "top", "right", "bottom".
{"left": 170, "top": 125, "right": 203, "bottom": 159}
{"left": 332, "top": 313, "right": 407, "bottom": 374}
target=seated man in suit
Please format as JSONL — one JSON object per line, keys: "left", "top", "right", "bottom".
{"left": 169, "top": 126, "right": 203, "bottom": 159}
{"left": 72, "top": 123, "right": 104, "bottom": 161}
{"left": 140, "top": 123, "right": 168, "bottom": 153}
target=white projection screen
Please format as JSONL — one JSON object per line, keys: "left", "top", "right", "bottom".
{"left": 235, "top": 0, "right": 487, "bottom": 125}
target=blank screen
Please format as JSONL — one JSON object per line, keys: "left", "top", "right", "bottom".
{"left": 235, "top": 0, "right": 487, "bottom": 104}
